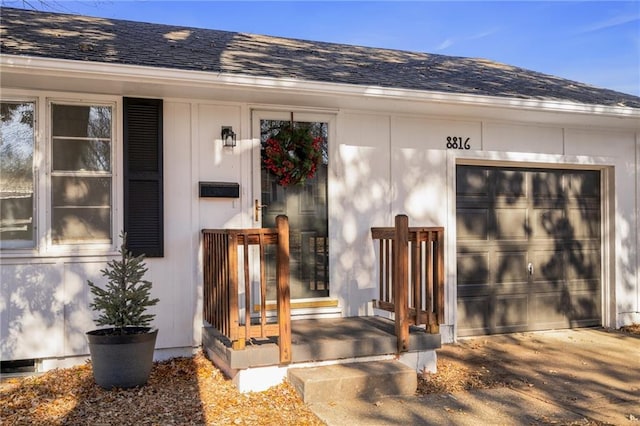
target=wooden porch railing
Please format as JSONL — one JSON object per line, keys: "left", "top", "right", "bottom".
{"left": 371, "top": 215, "right": 445, "bottom": 353}
{"left": 202, "top": 215, "right": 291, "bottom": 364}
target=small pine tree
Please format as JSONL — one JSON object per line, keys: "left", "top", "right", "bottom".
{"left": 88, "top": 231, "right": 159, "bottom": 334}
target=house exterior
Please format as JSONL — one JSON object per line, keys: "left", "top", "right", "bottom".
{"left": 1, "top": 7, "right": 639, "bottom": 374}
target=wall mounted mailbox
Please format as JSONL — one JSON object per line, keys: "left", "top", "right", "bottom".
{"left": 199, "top": 182, "right": 240, "bottom": 198}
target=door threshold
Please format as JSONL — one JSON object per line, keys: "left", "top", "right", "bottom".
{"left": 254, "top": 298, "right": 339, "bottom": 312}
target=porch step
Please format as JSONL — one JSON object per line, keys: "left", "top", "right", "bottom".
{"left": 287, "top": 360, "right": 417, "bottom": 403}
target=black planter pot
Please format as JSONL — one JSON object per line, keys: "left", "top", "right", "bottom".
{"left": 87, "top": 327, "right": 158, "bottom": 389}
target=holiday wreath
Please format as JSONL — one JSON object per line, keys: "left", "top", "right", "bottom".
{"left": 262, "top": 125, "right": 323, "bottom": 187}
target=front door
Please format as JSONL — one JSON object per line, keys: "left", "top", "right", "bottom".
{"left": 253, "top": 112, "right": 330, "bottom": 300}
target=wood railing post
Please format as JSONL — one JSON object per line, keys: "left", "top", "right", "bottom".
{"left": 276, "top": 215, "right": 292, "bottom": 364}
{"left": 228, "top": 233, "right": 244, "bottom": 349}
{"left": 394, "top": 214, "right": 409, "bottom": 352}
{"left": 203, "top": 233, "right": 211, "bottom": 325}
{"left": 435, "top": 229, "right": 445, "bottom": 331}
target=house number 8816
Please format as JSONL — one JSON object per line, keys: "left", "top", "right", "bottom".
{"left": 446, "top": 137, "right": 471, "bottom": 150}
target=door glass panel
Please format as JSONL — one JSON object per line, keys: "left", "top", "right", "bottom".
{"left": 260, "top": 119, "right": 329, "bottom": 300}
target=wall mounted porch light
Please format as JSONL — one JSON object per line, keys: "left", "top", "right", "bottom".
{"left": 221, "top": 126, "right": 237, "bottom": 147}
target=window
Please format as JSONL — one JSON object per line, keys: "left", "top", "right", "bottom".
{"left": 0, "top": 101, "right": 35, "bottom": 248}
{"left": 1, "top": 97, "right": 164, "bottom": 252}
{"left": 50, "top": 103, "right": 113, "bottom": 244}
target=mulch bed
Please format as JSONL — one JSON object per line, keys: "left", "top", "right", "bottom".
{"left": 417, "top": 344, "right": 509, "bottom": 395}
{"left": 1, "top": 351, "right": 323, "bottom": 426}
{"left": 3, "top": 325, "right": 638, "bottom": 424}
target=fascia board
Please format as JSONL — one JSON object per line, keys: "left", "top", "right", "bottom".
{"left": 2, "top": 54, "right": 639, "bottom": 121}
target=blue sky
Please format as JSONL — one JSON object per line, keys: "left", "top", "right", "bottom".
{"left": 6, "top": 1, "right": 640, "bottom": 96}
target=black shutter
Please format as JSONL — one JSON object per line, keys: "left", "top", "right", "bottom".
{"left": 123, "top": 97, "right": 163, "bottom": 257}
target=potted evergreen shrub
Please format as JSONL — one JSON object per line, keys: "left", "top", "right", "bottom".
{"left": 86, "top": 231, "right": 159, "bottom": 389}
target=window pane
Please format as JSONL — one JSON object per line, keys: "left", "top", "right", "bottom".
{"left": 52, "top": 176, "right": 111, "bottom": 243}
{"left": 0, "top": 101, "right": 35, "bottom": 246}
{"left": 52, "top": 105, "right": 111, "bottom": 139}
{"left": 52, "top": 138, "right": 111, "bottom": 171}
{"left": 52, "top": 177, "right": 111, "bottom": 207}
{"left": 52, "top": 207, "right": 111, "bottom": 243}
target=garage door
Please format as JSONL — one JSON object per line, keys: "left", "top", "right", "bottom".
{"left": 456, "top": 165, "right": 601, "bottom": 336}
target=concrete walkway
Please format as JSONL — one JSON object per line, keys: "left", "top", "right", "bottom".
{"left": 308, "top": 329, "right": 640, "bottom": 425}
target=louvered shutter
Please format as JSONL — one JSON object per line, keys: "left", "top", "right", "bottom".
{"left": 123, "top": 97, "right": 163, "bottom": 257}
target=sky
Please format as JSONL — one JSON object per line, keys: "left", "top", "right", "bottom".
{"left": 4, "top": 0, "right": 640, "bottom": 96}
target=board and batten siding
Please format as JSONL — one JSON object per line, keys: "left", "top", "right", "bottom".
{"left": 1, "top": 92, "right": 638, "bottom": 364}
{"left": 330, "top": 112, "right": 392, "bottom": 317}
{"left": 336, "top": 112, "right": 639, "bottom": 338}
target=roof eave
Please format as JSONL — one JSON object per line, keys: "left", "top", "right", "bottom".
{"left": 2, "top": 54, "right": 639, "bottom": 121}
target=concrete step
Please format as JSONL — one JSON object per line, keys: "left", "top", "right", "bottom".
{"left": 287, "top": 360, "right": 417, "bottom": 403}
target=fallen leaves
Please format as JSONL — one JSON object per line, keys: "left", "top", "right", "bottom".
{"left": 417, "top": 358, "right": 506, "bottom": 395}
{"left": 620, "top": 323, "right": 640, "bottom": 335}
{"left": 1, "top": 352, "right": 323, "bottom": 426}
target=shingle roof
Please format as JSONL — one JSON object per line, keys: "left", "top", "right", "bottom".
{"left": 1, "top": 6, "right": 639, "bottom": 109}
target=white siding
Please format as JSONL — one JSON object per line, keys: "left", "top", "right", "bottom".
{"left": 564, "top": 128, "right": 639, "bottom": 327}
{"left": 391, "top": 117, "right": 480, "bottom": 224}
{"left": 483, "top": 122, "right": 564, "bottom": 154}
{"left": 63, "top": 261, "right": 102, "bottom": 355}
{"left": 148, "top": 101, "right": 196, "bottom": 349}
{"left": 1, "top": 85, "right": 638, "bottom": 365}
{"left": 330, "top": 113, "right": 391, "bottom": 316}
{"left": 1, "top": 261, "right": 65, "bottom": 359}
{"left": 197, "top": 103, "right": 245, "bottom": 230}
{"left": 335, "top": 112, "right": 640, "bottom": 333}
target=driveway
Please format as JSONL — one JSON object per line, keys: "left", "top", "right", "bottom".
{"left": 309, "top": 329, "right": 640, "bottom": 425}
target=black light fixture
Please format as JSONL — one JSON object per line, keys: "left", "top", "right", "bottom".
{"left": 221, "top": 126, "right": 236, "bottom": 147}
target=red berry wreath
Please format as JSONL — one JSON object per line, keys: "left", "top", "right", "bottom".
{"left": 262, "top": 125, "right": 323, "bottom": 187}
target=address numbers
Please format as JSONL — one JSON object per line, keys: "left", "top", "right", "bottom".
{"left": 446, "top": 136, "right": 471, "bottom": 150}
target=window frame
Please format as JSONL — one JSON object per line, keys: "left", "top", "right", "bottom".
{"left": 45, "top": 98, "right": 119, "bottom": 253}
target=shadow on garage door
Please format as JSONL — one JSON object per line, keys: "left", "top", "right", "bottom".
{"left": 456, "top": 165, "right": 601, "bottom": 336}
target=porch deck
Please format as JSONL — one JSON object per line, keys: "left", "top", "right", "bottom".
{"left": 203, "top": 316, "right": 441, "bottom": 371}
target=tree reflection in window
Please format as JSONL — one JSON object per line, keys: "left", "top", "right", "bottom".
{"left": 0, "top": 101, "right": 35, "bottom": 247}
{"left": 52, "top": 105, "right": 111, "bottom": 172}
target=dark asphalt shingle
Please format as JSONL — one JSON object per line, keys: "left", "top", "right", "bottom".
{"left": 1, "top": 7, "right": 639, "bottom": 109}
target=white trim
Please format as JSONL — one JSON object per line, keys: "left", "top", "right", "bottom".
{"left": 3, "top": 55, "right": 639, "bottom": 120}
{"left": 601, "top": 166, "right": 615, "bottom": 328}
{"left": 637, "top": 132, "right": 640, "bottom": 318}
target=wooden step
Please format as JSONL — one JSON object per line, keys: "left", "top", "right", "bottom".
{"left": 287, "top": 360, "right": 417, "bottom": 403}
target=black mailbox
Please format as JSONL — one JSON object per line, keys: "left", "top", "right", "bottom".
{"left": 199, "top": 182, "right": 240, "bottom": 198}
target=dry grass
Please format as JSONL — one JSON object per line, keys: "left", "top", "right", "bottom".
{"left": 1, "top": 351, "right": 323, "bottom": 426}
